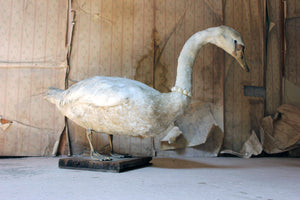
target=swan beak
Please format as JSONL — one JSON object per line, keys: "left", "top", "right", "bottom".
{"left": 237, "top": 57, "right": 249, "bottom": 72}
{"left": 234, "top": 44, "right": 249, "bottom": 72}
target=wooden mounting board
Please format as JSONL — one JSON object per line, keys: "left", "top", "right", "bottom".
{"left": 58, "top": 157, "right": 152, "bottom": 173}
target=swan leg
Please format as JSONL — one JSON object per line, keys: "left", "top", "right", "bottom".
{"left": 152, "top": 137, "right": 156, "bottom": 157}
{"left": 86, "top": 129, "right": 112, "bottom": 161}
{"left": 108, "top": 135, "right": 132, "bottom": 159}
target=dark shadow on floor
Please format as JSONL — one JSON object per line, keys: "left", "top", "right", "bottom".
{"left": 150, "top": 157, "right": 241, "bottom": 169}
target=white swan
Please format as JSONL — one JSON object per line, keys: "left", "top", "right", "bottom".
{"left": 45, "top": 26, "right": 249, "bottom": 160}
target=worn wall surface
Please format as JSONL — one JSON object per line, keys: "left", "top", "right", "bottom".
{"left": 265, "top": 0, "right": 300, "bottom": 156}
{"left": 283, "top": 0, "right": 300, "bottom": 116}
{"left": 223, "top": 0, "right": 266, "bottom": 151}
{"left": 0, "top": 0, "right": 67, "bottom": 156}
{"left": 0, "top": 0, "right": 273, "bottom": 157}
{"left": 285, "top": 0, "right": 300, "bottom": 87}
{"left": 265, "top": 0, "right": 300, "bottom": 122}
{"left": 266, "top": 0, "right": 283, "bottom": 115}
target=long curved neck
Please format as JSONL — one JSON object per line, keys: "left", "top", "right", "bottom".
{"left": 174, "top": 27, "right": 222, "bottom": 93}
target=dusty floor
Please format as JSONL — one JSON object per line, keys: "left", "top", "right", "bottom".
{"left": 0, "top": 157, "right": 299, "bottom": 200}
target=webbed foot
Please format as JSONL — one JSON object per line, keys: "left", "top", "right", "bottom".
{"left": 90, "top": 151, "right": 112, "bottom": 161}
{"left": 110, "top": 152, "right": 132, "bottom": 159}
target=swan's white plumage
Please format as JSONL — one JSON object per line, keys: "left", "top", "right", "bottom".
{"left": 46, "top": 76, "right": 186, "bottom": 137}
{"left": 62, "top": 76, "right": 159, "bottom": 107}
{"left": 45, "top": 26, "right": 248, "bottom": 143}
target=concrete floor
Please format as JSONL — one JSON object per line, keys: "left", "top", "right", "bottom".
{"left": 0, "top": 157, "right": 299, "bottom": 200}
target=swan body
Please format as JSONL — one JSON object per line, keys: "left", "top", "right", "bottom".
{"left": 47, "top": 76, "right": 188, "bottom": 137}
{"left": 45, "top": 26, "right": 248, "bottom": 159}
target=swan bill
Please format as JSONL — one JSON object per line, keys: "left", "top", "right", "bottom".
{"left": 236, "top": 56, "right": 249, "bottom": 72}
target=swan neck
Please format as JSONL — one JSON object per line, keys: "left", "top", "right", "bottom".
{"left": 174, "top": 27, "right": 220, "bottom": 94}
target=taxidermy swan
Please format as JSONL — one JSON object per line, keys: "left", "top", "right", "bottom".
{"left": 45, "top": 26, "right": 249, "bottom": 160}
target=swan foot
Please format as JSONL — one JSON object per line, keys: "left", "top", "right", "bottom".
{"left": 108, "top": 134, "right": 132, "bottom": 159}
{"left": 90, "top": 151, "right": 112, "bottom": 161}
{"left": 110, "top": 152, "right": 132, "bottom": 159}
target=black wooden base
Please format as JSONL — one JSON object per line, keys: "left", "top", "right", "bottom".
{"left": 58, "top": 156, "right": 152, "bottom": 173}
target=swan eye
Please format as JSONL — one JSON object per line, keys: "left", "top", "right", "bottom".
{"left": 234, "top": 40, "right": 237, "bottom": 44}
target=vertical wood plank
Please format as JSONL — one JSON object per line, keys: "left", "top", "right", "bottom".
{"left": 266, "top": 0, "right": 282, "bottom": 115}
{"left": 285, "top": 0, "right": 300, "bottom": 87}
{"left": 224, "top": 0, "right": 266, "bottom": 152}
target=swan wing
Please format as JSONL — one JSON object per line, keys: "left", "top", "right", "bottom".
{"left": 61, "top": 76, "right": 156, "bottom": 107}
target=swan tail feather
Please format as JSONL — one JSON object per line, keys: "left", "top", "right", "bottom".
{"left": 44, "top": 87, "right": 64, "bottom": 106}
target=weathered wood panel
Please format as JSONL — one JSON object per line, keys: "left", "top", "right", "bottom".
{"left": 283, "top": 0, "right": 300, "bottom": 129}
{"left": 0, "top": 0, "right": 285, "bottom": 157}
{"left": 285, "top": 0, "right": 300, "bottom": 87}
{"left": 0, "top": 0, "right": 67, "bottom": 156}
{"left": 224, "top": 0, "right": 266, "bottom": 151}
{"left": 266, "top": 0, "right": 283, "bottom": 115}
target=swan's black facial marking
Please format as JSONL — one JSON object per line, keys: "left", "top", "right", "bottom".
{"left": 233, "top": 40, "right": 248, "bottom": 72}
{"left": 234, "top": 39, "right": 245, "bottom": 57}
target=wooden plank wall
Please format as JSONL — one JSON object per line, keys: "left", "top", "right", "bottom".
{"left": 223, "top": 0, "right": 266, "bottom": 151}
{"left": 0, "top": 0, "right": 67, "bottom": 156}
{"left": 266, "top": 0, "right": 283, "bottom": 115}
{"left": 0, "top": 0, "right": 269, "bottom": 157}
{"left": 285, "top": 0, "right": 300, "bottom": 87}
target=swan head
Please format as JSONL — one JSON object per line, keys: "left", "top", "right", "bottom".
{"left": 214, "top": 26, "right": 249, "bottom": 72}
